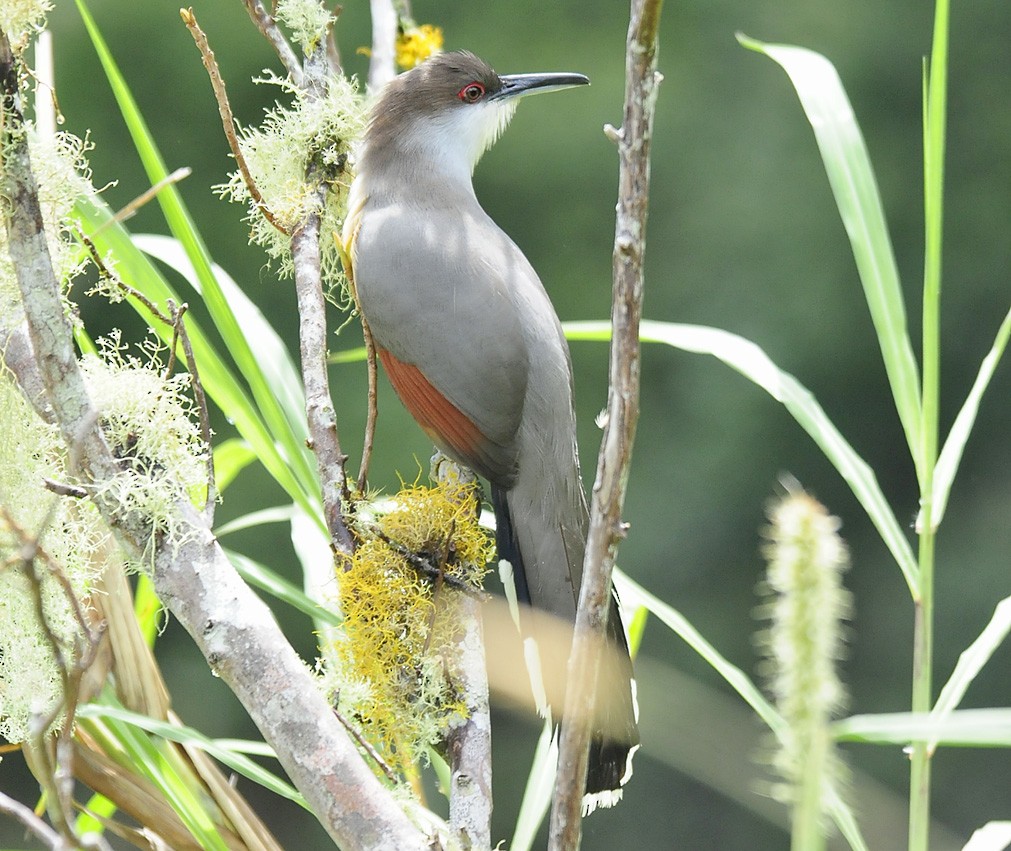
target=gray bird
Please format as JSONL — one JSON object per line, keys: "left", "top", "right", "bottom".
{"left": 343, "top": 50, "right": 638, "bottom": 805}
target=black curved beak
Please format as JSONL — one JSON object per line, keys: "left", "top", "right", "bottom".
{"left": 493, "top": 72, "right": 590, "bottom": 100}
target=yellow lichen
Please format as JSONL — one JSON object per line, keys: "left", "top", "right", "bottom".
{"left": 331, "top": 481, "right": 492, "bottom": 775}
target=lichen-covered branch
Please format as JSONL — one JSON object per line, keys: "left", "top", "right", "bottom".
{"left": 241, "top": 0, "right": 303, "bottom": 85}
{"left": 1, "top": 26, "right": 426, "bottom": 850}
{"left": 287, "top": 32, "right": 357, "bottom": 557}
{"left": 446, "top": 592, "right": 493, "bottom": 848}
{"left": 548, "top": 0, "right": 664, "bottom": 846}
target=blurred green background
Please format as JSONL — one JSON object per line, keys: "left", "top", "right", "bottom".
{"left": 4, "top": 0, "right": 1010, "bottom": 848}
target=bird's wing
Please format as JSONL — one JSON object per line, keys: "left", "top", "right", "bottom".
{"left": 351, "top": 201, "right": 533, "bottom": 485}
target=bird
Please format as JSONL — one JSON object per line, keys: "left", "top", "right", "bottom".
{"left": 342, "top": 50, "right": 638, "bottom": 807}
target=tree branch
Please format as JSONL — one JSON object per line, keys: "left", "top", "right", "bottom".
{"left": 1, "top": 26, "right": 427, "bottom": 850}
{"left": 290, "top": 39, "right": 357, "bottom": 558}
{"left": 431, "top": 454, "right": 493, "bottom": 847}
{"left": 241, "top": 0, "right": 303, "bottom": 85}
{"left": 548, "top": 0, "right": 664, "bottom": 846}
{"left": 368, "top": 0, "right": 398, "bottom": 90}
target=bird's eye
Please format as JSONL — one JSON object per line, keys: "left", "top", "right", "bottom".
{"left": 457, "top": 82, "right": 486, "bottom": 103}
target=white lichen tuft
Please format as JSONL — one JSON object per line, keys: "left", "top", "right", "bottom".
{"left": 0, "top": 371, "right": 112, "bottom": 743}
{"left": 215, "top": 71, "right": 366, "bottom": 305}
{"left": 81, "top": 334, "right": 209, "bottom": 553}
{"left": 0, "top": 330, "right": 208, "bottom": 742}
{"left": 0, "top": 0, "right": 52, "bottom": 49}
{"left": 274, "top": 0, "right": 335, "bottom": 53}
{"left": 0, "top": 127, "right": 95, "bottom": 318}
{"left": 757, "top": 484, "right": 851, "bottom": 841}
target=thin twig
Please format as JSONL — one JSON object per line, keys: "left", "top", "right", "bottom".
{"left": 370, "top": 525, "right": 487, "bottom": 599}
{"left": 241, "top": 0, "right": 303, "bottom": 85}
{"left": 325, "top": 11, "right": 343, "bottom": 77}
{"left": 101, "top": 167, "right": 192, "bottom": 230}
{"left": 356, "top": 313, "right": 379, "bottom": 493}
{"left": 181, "top": 8, "right": 290, "bottom": 236}
{"left": 42, "top": 478, "right": 89, "bottom": 498}
{"left": 333, "top": 705, "right": 399, "bottom": 784}
{"left": 548, "top": 0, "right": 664, "bottom": 846}
{"left": 0, "top": 790, "right": 63, "bottom": 849}
{"left": 164, "top": 299, "right": 183, "bottom": 376}
{"left": 173, "top": 303, "right": 216, "bottom": 518}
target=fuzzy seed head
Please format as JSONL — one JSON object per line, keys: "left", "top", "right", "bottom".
{"left": 758, "top": 486, "right": 851, "bottom": 812}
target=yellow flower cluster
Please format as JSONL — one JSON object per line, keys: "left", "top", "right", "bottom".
{"left": 334, "top": 481, "right": 492, "bottom": 775}
{"left": 395, "top": 24, "right": 444, "bottom": 70}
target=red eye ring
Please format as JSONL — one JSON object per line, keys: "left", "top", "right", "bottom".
{"left": 457, "top": 82, "right": 486, "bottom": 103}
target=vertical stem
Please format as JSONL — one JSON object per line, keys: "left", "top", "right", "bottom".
{"left": 548, "top": 0, "right": 664, "bottom": 846}
{"left": 291, "top": 42, "right": 356, "bottom": 557}
{"left": 368, "top": 0, "right": 397, "bottom": 90}
{"left": 793, "top": 729, "right": 828, "bottom": 851}
{"left": 909, "top": 0, "right": 947, "bottom": 848}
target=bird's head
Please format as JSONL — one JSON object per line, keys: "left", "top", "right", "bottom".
{"left": 363, "top": 51, "right": 589, "bottom": 182}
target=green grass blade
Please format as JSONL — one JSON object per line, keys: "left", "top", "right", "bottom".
{"left": 134, "top": 234, "right": 310, "bottom": 456}
{"left": 226, "top": 548, "right": 342, "bottom": 627}
{"left": 570, "top": 321, "right": 919, "bottom": 596}
{"left": 835, "top": 709, "right": 1011, "bottom": 747}
{"left": 929, "top": 595, "right": 1011, "bottom": 749}
{"left": 614, "top": 570, "right": 867, "bottom": 849}
{"left": 216, "top": 506, "right": 297, "bottom": 538}
{"left": 626, "top": 604, "right": 649, "bottom": 659}
{"left": 74, "top": 791, "right": 117, "bottom": 837}
{"left": 75, "top": 0, "right": 322, "bottom": 511}
{"left": 74, "top": 195, "right": 323, "bottom": 527}
{"left": 928, "top": 305, "right": 1011, "bottom": 525}
{"left": 613, "top": 569, "right": 784, "bottom": 735}
{"left": 329, "top": 346, "right": 368, "bottom": 364}
{"left": 510, "top": 718, "right": 558, "bottom": 851}
{"left": 80, "top": 713, "right": 231, "bottom": 850}
{"left": 77, "top": 703, "right": 307, "bottom": 808}
{"left": 738, "top": 35, "right": 924, "bottom": 486}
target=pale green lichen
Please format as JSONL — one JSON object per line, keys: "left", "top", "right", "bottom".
{"left": 274, "top": 0, "right": 335, "bottom": 54}
{"left": 0, "top": 329, "right": 207, "bottom": 742}
{"left": 215, "top": 71, "right": 366, "bottom": 305}
{"left": 0, "top": 370, "right": 113, "bottom": 743}
{"left": 757, "top": 485, "right": 851, "bottom": 838}
{"left": 81, "top": 333, "right": 209, "bottom": 553}
{"left": 1, "top": 127, "right": 95, "bottom": 318}
{"left": 0, "top": 0, "right": 52, "bottom": 50}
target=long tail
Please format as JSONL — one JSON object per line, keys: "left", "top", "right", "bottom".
{"left": 491, "top": 484, "right": 639, "bottom": 805}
